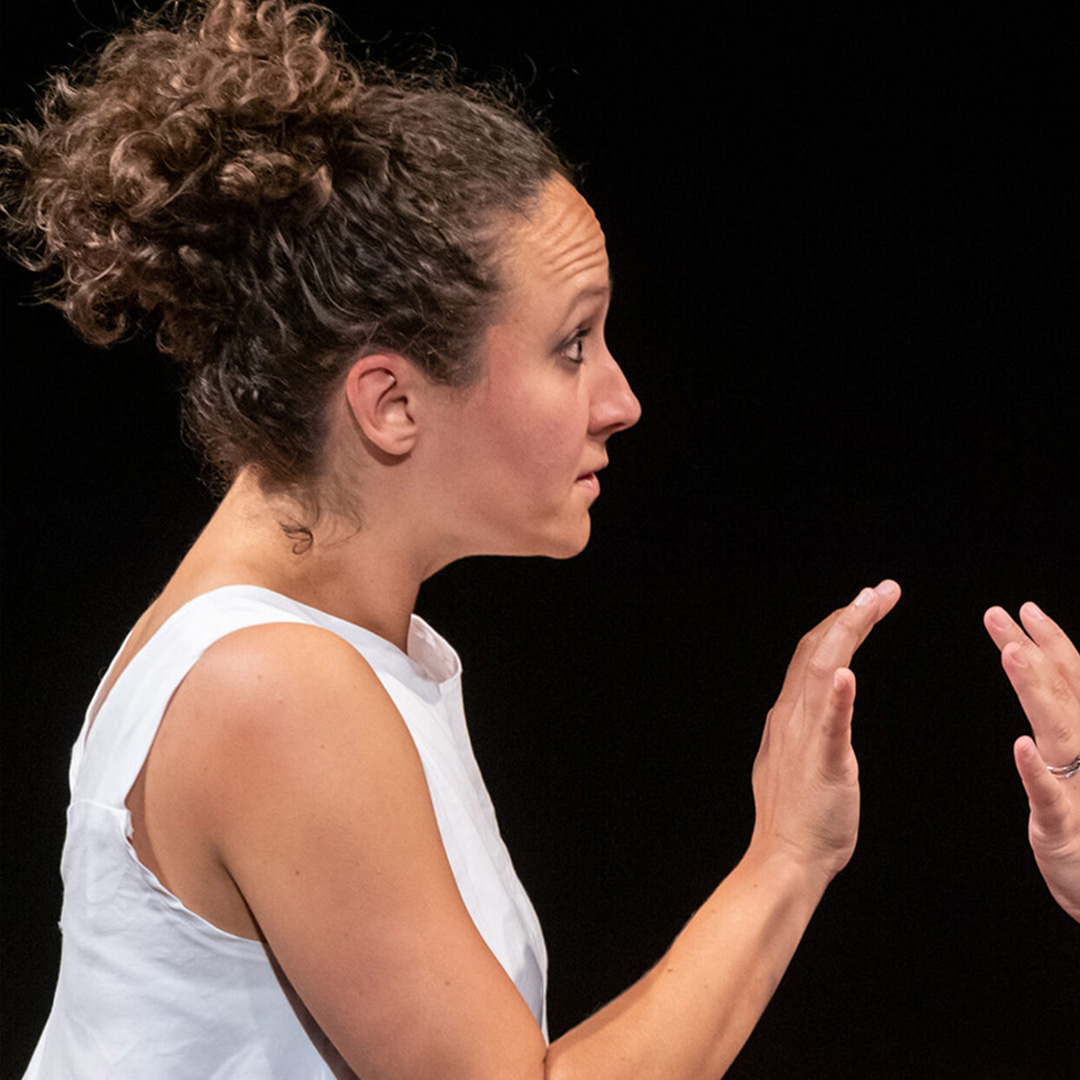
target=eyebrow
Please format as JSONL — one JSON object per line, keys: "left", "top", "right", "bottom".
{"left": 563, "top": 274, "right": 615, "bottom": 320}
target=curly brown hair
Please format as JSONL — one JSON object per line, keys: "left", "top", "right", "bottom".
{"left": 1, "top": 0, "right": 568, "bottom": 493}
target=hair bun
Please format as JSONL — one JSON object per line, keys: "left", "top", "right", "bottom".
{"left": 218, "top": 148, "right": 330, "bottom": 210}
{"left": 2, "top": 0, "right": 566, "bottom": 497}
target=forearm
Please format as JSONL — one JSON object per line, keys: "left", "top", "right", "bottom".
{"left": 545, "top": 845, "right": 830, "bottom": 1080}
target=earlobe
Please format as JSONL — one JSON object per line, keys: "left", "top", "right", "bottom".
{"left": 344, "top": 354, "right": 421, "bottom": 457}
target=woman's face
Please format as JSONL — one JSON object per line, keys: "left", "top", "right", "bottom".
{"left": 425, "top": 176, "right": 641, "bottom": 561}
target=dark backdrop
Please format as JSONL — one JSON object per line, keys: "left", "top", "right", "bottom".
{"left": 3, "top": 3, "right": 1079, "bottom": 1077}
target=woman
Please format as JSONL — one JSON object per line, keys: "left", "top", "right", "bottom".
{"left": 984, "top": 604, "right": 1080, "bottom": 924}
{"left": 3, "top": 1, "right": 900, "bottom": 1076}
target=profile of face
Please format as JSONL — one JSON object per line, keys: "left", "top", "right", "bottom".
{"left": 425, "top": 177, "right": 642, "bottom": 561}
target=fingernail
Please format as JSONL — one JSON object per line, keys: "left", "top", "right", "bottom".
{"left": 854, "top": 587, "right": 876, "bottom": 608}
{"left": 874, "top": 579, "right": 899, "bottom": 598}
{"left": 1024, "top": 601, "right": 1046, "bottom": 621}
{"left": 986, "top": 607, "right": 1010, "bottom": 631}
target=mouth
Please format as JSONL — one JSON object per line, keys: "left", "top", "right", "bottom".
{"left": 575, "top": 452, "right": 608, "bottom": 494}
{"left": 574, "top": 471, "right": 601, "bottom": 497}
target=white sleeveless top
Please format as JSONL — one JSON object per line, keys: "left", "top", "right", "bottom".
{"left": 24, "top": 586, "right": 547, "bottom": 1078}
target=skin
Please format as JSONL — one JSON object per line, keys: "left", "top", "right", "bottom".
{"left": 110, "top": 176, "right": 901, "bottom": 1079}
{"left": 364, "top": 180, "right": 638, "bottom": 564}
{"left": 983, "top": 603, "right": 1080, "bottom": 923}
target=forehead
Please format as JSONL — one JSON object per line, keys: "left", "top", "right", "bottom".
{"left": 499, "top": 178, "right": 610, "bottom": 305}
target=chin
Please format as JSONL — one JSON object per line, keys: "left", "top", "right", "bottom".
{"left": 478, "top": 512, "right": 593, "bottom": 561}
{"left": 540, "top": 518, "right": 593, "bottom": 560}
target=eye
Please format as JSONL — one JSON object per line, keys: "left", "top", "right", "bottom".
{"left": 559, "top": 327, "right": 589, "bottom": 365}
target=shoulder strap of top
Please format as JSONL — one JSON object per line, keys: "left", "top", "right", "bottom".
{"left": 71, "top": 587, "right": 319, "bottom": 808}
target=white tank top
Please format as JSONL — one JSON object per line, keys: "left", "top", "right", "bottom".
{"left": 24, "top": 585, "right": 548, "bottom": 1078}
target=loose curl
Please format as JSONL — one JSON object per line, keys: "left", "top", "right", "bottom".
{"left": 1, "top": 0, "right": 568, "bottom": 497}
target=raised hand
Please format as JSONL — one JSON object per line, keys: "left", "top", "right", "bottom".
{"left": 750, "top": 580, "right": 901, "bottom": 884}
{"left": 984, "top": 604, "right": 1080, "bottom": 923}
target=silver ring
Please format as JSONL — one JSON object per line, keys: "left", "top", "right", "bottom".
{"left": 1046, "top": 752, "right": 1080, "bottom": 780}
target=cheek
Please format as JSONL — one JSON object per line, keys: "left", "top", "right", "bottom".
{"left": 483, "top": 381, "right": 581, "bottom": 471}
{"left": 506, "top": 406, "right": 584, "bottom": 485}
{"left": 467, "top": 333, "right": 589, "bottom": 487}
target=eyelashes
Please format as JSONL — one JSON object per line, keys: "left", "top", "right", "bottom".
{"left": 559, "top": 327, "right": 589, "bottom": 365}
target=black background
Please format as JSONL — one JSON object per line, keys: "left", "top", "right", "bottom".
{"left": 3, "top": 3, "right": 1079, "bottom": 1077}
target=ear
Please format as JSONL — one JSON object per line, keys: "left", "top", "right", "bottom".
{"left": 343, "top": 352, "right": 423, "bottom": 457}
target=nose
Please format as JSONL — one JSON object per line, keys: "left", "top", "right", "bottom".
{"left": 590, "top": 349, "right": 641, "bottom": 437}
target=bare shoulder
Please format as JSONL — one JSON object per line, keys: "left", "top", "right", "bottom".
{"left": 160, "top": 620, "right": 422, "bottom": 838}
{"left": 131, "top": 621, "right": 418, "bottom": 937}
{"left": 172, "top": 620, "right": 403, "bottom": 750}
{"left": 153, "top": 621, "right": 544, "bottom": 1077}
{"left": 179, "top": 618, "right": 389, "bottom": 706}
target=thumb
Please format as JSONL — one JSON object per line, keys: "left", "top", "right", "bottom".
{"left": 820, "top": 667, "right": 857, "bottom": 774}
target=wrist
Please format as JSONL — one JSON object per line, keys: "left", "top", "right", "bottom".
{"left": 740, "top": 838, "right": 839, "bottom": 908}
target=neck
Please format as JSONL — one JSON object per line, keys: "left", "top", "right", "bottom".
{"left": 170, "top": 469, "right": 428, "bottom": 651}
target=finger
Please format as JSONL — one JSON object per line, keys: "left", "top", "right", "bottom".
{"left": 774, "top": 580, "right": 900, "bottom": 717}
{"left": 1001, "top": 641, "right": 1080, "bottom": 768}
{"left": 870, "top": 579, "right": 902, "bottom": 623}
{"left": 1014, "top": 736, "right": 1075, "bottom": 850}
{"left": 773, "top": 609, "right": 845, "bottom": 717}
{"left": 983, "top": 605, "right": 1032, "bottom": 653}
{"left": 803, "top": 581, "right": 900, "bottom": 719}
{"left": 1019, "top": 602, "right": 1080, "bottom": 702}
{"left": 819, "top": 668, "right": 857, "bottom": 776}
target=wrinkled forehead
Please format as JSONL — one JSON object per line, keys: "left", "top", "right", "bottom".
{"left": 498, "top": 177, "right": 610, "bottom": 297}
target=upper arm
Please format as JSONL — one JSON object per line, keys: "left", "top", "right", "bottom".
{"left": 168, "top": 623, "right": 546, "bottom": 1080}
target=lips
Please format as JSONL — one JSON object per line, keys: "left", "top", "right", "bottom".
{"left": 574, "top": 471, "right": 601, "bottom": 496}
